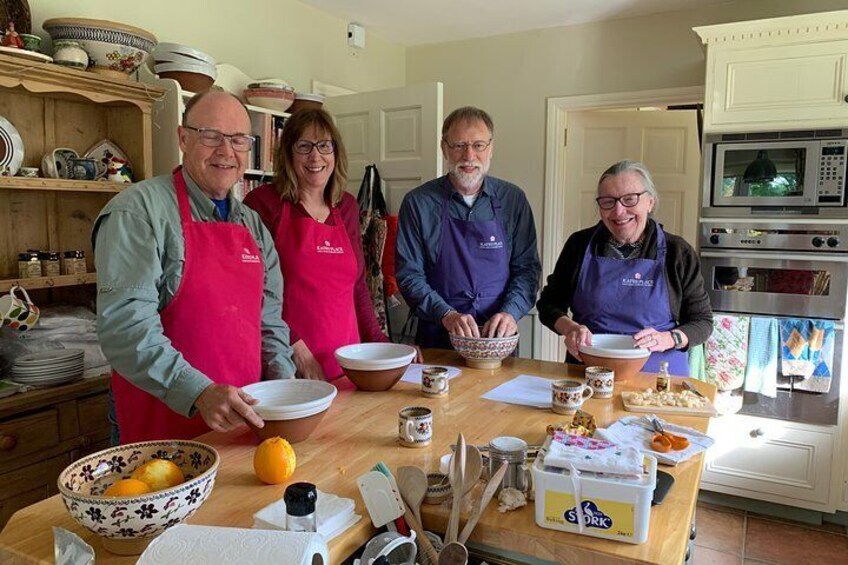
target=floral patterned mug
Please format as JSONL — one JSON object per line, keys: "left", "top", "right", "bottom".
{"left": 551, "top": 379, "right": 594, "bottom": 415}
{"left": 0, "top": 285, "right": 39, "bottom": 331}
{"left": 421, "top": 366, "right": 449, "bottom": 397}
{"left": 398, "top": 406, "right": 432, "bottom": 448}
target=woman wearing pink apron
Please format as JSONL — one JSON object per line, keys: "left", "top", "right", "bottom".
{"left": 244, "top": 109, "right": 388, "bottom": 384}
{"left": 111, "top": 167, "right": 264, "bottom": 442}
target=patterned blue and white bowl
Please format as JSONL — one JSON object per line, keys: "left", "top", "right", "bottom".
{"left": 43, "top": 18, "right": 157, "bottom": 78}
{"left": 58, "top": 440, "right": 219, "bottom": 555}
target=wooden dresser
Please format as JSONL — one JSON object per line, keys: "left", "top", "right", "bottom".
{"left": 0, "top": 375, "right": 110, "bottom": 529}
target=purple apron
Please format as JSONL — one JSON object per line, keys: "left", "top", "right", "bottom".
{"left": 416, "top": 187, "right": 510, "bottom": 349}
{"left": 571, "top": 223, "right": 689, "bottom": 375}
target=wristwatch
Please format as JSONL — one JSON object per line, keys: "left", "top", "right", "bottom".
{"left": 671, "top": 330, "right": 684, "bottom": 349}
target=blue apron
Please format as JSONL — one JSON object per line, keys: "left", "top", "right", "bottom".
{"left": 416, "top": 187, "right": 510, "bottom": 349}
{"left": 570, "top": 222, "right": 689, "bottom": 375}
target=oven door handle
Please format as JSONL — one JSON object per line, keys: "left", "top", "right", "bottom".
{"left": 701, "top": 250, "right": 848, "bottom": 263}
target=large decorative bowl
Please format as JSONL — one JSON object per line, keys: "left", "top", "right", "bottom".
{"left": 43, "top": 18, "right": 157, "bottom": 79}
{"left": 578, "top": 334, "right": 650, "bottom": 382}
{"left": 242, "top": 379, "right": 337, "bottom": 443}
{"left": 450, "top": 332, "right": 519, "bottom": 369}
{"left": 335, "top": 343, "right": 416, "bottom": 391}
{"left": 58, "top": 440, "right": 219, "bottom": 555}
{"left": 244, "top": 87, "right": 295, "bottom": 113}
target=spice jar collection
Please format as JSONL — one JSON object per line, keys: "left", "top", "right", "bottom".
{"left": 16, "top": 250, "right": 87, "bottom": 279}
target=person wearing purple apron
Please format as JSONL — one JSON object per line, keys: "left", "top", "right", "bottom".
{"left": 396, "top": 107, "right": 541, "bottom": 350}
{"left": 416, "top": 190, "right": 510, "bottom": 348}
{"left": 570, "top": 223, "right": 689, "bottom": 374}
{"left": 536, "top": 160, "right": 714, "bottom": 377}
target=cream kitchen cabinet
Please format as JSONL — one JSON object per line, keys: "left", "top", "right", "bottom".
{"left": 695, "top": 10, "right": 848, "bottom": 133}
{"left": 700, "top": 413, "right": 836, "bottom": 512}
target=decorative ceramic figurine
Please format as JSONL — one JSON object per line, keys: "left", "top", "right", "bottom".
{"left": 1, "top": 21, "right": 24, "bottom": 48}
{"left": 106, "top": 156, "right": 132, "bottom": 183}
{"left": 52, "top": 40, "right": 88, "bottom": 70}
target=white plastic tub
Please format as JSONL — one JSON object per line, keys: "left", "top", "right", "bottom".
{"left": 532, "top": 439, "right": 657, "bottom": 544}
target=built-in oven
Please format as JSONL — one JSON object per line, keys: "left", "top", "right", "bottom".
{"left": 702, "top": 129, "right": 848, "bottom": 218}
{"left": 699, "top": 220, "right": 847, "bottom": 425}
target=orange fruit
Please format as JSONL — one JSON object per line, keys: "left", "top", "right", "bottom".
{"left": 253, "top": 437, "right": 296, "bottom": 485}
{"left": 130, "top": 459, "right": 185, "bottom": 491}
{"left": 103, "top": 478, "right": 152, "bottom": 497}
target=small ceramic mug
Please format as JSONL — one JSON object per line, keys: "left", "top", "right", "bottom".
{"left": 0, "top": 286, "right": 40, "bottom": 331}
{"left": 398, "top": 406, "right": 432, "bottom": 448}
{"left": 585, "top": 366, "right": 615, "bottom": 399}
{"left": 551, "top": 379, "right": 594, "bottom": 415}
{"left": 421, "top": 366, "right": 449, "bottom": 397}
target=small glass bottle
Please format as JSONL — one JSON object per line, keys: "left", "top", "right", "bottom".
{"left": 284, "top": 482, "right": 317, "bottom": 532}
{"left": 656, "top": 361, "right": 670, "bottom": 393}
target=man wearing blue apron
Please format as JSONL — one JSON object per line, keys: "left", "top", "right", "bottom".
{"left": 396, "top": 107, "right": 541, "bottom": 349}
{"left": 536, "top": 160, "right": 714, "bottom": 376}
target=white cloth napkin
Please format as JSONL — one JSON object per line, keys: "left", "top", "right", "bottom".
{"left": 542, "top": 432, "right": 644, "bottom": 476}
{"left": 596, "top": 415, "right": 715, "bottom": 466}
{"left": 139, "top": 525, "right": 327, "bottom": 565}
{"left": 253, "top": 489, "right": 360, "bottom": 542}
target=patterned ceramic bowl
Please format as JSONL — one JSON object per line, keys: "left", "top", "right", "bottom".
{"left": 450, "top": 332, "right": 519, "bottom": 369}
{"left": 58, "top": 440, "right": 219, "bottom": 555}
{"left": 43, "top": 18, "right": 157, "bottom": 79}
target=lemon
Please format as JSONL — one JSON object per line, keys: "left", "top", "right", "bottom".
{"left": 130, "top": 458, "right": 185, "bottom": 491}
{"left": 103, "top": 478, "right": 153, "bottom": 497}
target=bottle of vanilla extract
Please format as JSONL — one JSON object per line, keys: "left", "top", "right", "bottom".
{"left": 656, "top": 361, "right": 670, "bottom": 393}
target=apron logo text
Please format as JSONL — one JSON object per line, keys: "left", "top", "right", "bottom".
{"left": 479, "top": 235, "right": 504, "bottom": 249}
{"left": 621, "top": 272, "right": 654, "bottom": 287}
{"left": 241, "top": 248, "right": 261, "bottom": 263}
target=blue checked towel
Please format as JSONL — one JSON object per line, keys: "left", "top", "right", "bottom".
{"left": 744, "top": 317, "right": 778, "bottom": 398}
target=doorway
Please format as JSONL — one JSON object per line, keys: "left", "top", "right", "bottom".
{"left": 539, "top": 87, "right": 704, "bottom": 362}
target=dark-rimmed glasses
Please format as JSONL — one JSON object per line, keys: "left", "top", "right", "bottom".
{"left": 183, "top": 126, "right": 255, "bottom": 152}
{"left": 443, "top": 138, "right": 493, "bottom": 153}
{"left": 595, "top": 191, "right": 647, "bottom": 210}
{"left": 294, "top": 140, "right": 336, "bottom": 155}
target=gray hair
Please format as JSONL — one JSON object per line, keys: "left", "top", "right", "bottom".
{"left": 597, "top": 160, "right": 659, "bottom": 209}
{"left": 441, "top": 106, "right": 494, "bottom": 139}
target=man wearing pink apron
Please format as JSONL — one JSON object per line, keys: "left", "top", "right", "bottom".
{"left": 94, "top": 92, "right": 296, "bottom": 443}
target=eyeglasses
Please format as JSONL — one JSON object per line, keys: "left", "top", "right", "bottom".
{"left": 443, "top": 138, "right": 493, "bottom": 153}
{"left": 595, "top": 191, "right": 648, "bottom": 210}
{"left": 294, "top": 140, "right": 336, "bottom": 155}
{"left": 183, "top": 126, "right": 255, "bottom": 152}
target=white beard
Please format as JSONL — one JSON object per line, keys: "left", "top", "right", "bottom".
{"left": 448, "top": 159, "right": 489, "bottom": 191}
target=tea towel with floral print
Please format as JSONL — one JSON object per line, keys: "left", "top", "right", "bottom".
{"left": 779, "top": 318, "right": 835, "bottom": 393}
{"left": 705, "top": 314, "right": 750, "bottom": 391}
{"left": 542, "top": 431, "right": 643, "bottom": 476}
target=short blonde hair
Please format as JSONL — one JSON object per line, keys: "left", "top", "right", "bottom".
{"left": 273, "top": 108, "right": 348, "bottom": 206}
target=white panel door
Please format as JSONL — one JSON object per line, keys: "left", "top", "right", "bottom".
{"left": 325, "top": 82, "right": 444, "bottom": 214}
{"left": 564, "top": 109, "right": 701, "bottom": 247}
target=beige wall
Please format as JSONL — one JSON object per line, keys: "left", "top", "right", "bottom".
{"left": 406, "top": 0, "right": 848, "bottom": 241}
{"left": 30, "top": 0, "right": 406, "bottom": 95}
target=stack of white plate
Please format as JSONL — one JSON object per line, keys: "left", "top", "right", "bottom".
{"left": 11, "top": 349, "right": 85, "bottom": 386}
{"left": 152, "top": 42, "right": 217, "bottom": 84}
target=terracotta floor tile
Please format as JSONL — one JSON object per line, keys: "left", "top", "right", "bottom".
{"left": 697, "top": 500, "right": 747, "bottom": 516}
{"left": 694, "top": 505, "right": 745, "bottom": 555}
{"left": 693, "top": 546, "right": 744, "bottom": 565}
{"left": 745, "top": 517, "right": 848, "bottom": 564}
{"left": 744, "top": 511, "right": 848, "bottom": 536}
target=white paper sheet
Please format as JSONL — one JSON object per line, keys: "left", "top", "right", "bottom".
{"left": 400, "top": 363, "right": 462, "bottom": 384}
{"left": 480, "top": 374, "right": 553, "bottom": 408}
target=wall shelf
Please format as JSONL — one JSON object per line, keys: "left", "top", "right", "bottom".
{"left": 0, "top": 273, "right": 96, "bottom": 293}
{"left": 0, "top": 178, "right": 128, "bottom": 193}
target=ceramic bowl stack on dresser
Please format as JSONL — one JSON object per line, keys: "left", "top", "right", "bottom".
{"left": 243, "top": 80, "right": 295, "bottom": 112}
{"left": 11, "top": 349, "right": 84, "bottom": 386}
{"left": 152, "top": 42, "right": 216, "bottom": 92}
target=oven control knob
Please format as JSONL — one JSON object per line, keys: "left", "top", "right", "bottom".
{"left": 828, "top": 237, "right": 840, "bottom": 248}
{"left": 709, "top": 235, "right": 720, "bottom": 245}
{"left": 812, "top": 237, "right": 825, "bottom": 248}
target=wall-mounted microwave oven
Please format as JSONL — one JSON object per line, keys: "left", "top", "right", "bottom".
{"left": 702, "top": 130, "right": 848, "bottom": 216}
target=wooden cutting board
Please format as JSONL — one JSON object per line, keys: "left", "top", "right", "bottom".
{"left": 621, "top": 391, "right": 717, "bottom": 417}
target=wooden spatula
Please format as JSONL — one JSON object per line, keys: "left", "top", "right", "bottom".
{"left": 458, "top": 461, "right": 508, "bottom": 544}
{"left": 445, "top": 433, "right": 465, "bottom": 544}
{"left": 397, "top": 466, "right": 427, "bottom": 528}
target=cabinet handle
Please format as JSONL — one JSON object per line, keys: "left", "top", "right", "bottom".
{"left": 750, "top": 428, "right": 765, "bottom": 438}
{"left": 0, "top": 433, "right": 17, "bottom": 451}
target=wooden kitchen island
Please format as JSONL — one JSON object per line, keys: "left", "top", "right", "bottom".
{"left": 0, "top": 351, "right": 714, "bottom": 564}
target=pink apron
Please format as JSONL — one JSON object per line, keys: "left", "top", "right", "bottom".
{"left": 111, "top": 167, "right": 265, "bottom": 443}
{"left": 275, "top": 201, "right": 359, "bottom": 380}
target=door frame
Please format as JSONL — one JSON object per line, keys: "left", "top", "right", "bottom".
{"left": 539, "top": 86, "right": 704, "bottom": 362}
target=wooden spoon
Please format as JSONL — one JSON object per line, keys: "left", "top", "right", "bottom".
{"left": 445, "top": 433, "right": 465, "bottom": 544}
{"left": 461, "top": 444, "right": 483, "bottom": 495}
{"left": 438, "top": 541, "right": 468, "bottom": 565}
{"left": 397, "top": 465, "right": 427, "bottom": 528}
{"left": 458, "top": 461, "right": 508, "bottom": 544}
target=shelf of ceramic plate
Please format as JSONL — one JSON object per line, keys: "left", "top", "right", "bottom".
{"left": 0, "top": 273, "right": 97, "bottom": 293}
{"left": 0, "top": 177, "right": 128, "bottom": 193}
